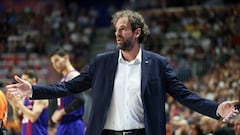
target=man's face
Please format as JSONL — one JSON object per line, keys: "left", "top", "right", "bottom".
{"left": 50, "top": 54, "right": 66, "bottom": 73}
{"left": 114, "top": 17, "right": 135, "bottom": 51}
{"left": 21, "top": 74, "right": 36, "bottom": 85}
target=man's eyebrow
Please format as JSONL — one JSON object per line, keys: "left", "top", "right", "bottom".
{"left": 117, "top": 24, "right": 127, "bottom": 28}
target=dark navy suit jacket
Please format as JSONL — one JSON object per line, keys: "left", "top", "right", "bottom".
{"left": 32, "top": 49, "right": 220, "bottom": 135}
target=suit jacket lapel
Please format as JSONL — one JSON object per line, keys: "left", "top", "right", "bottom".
{"left": 141, "top": 50, "right": 151, "bottom": 97}
{"left": 107, "top": 51, "right": 119, "bottom": 96}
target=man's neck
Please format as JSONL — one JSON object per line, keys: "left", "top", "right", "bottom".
{"left": 121, "top": 46, "right": 140, "bottom": 62}
{"left": 62, "top": 65, "right": 75, "bottom": 76}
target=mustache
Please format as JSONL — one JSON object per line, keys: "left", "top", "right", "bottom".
{"left": 116, "top": 35, "right": 123, "bottom": 39}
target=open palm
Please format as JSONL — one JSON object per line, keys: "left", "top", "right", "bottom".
{"left": 6, "top": 75, "right": 32, "bottom": 99}
{"left": 217, "top": 100, "right": 239, "bottom": 122}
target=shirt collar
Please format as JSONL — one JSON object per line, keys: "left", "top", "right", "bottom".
{"left": 118, "top": 48, "right": 142, "bottom": 64}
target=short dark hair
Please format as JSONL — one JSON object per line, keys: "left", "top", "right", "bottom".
{"left": 50, "top": 48, "right": 69, "bottom": 57}
{"left": 22, "top": 70, "right": 38, "bottom": 82}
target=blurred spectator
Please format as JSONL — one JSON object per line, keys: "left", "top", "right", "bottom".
{"left": 233, "top": 118, "right": 240, "bottom": 135}
{"left": 199, "top": 116, "right": 219, "bottom": 134}
{"left": 0, "top": 90, "right": 8, "bottom": 135}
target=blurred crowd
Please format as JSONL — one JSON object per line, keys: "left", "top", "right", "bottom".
{"left": 0, "top": 0, "right": 239, "bottom": 135}
{"left": 0, "top": 1, "right": 98, "bottom": 86}
{"left": 141, "top": 5, "right": 240, "bottom": 135}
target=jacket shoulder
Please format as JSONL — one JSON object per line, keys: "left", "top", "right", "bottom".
{"left": 143, "top": 49, "right": 167, "bottom": 61}
{"left": 94, "top": 51, "right": 118, "bottom": 61}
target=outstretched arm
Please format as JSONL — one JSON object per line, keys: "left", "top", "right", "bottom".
{"left": 7, "top": 75, "right": 72, "bottom": 100}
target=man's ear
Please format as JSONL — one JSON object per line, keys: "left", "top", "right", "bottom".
{"left": 32, "top": 78, "right": 37, "bottom": 84}
{"left": 135, "top": 28, "right": 141, "bottom": 38}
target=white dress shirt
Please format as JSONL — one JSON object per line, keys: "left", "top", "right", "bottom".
{"left": 104, "top": 49, "right": 144, "bottom": 130}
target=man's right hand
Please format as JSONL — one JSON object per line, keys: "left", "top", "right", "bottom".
{"left": 6, "top": 75, "right": 32, "bottom": 99}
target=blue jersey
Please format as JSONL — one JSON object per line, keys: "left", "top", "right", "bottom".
{"left": 58, "top": 95, "right": 84, "bottom": 123}
{"left": 22, "top": 98, "right": 48, "bottom": 135}
{"left": 56, "top": 69, "right": 85, "bottom": 135}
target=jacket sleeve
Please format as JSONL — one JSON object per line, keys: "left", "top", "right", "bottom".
{"left": 32, "top": 82, "right": 72, "bottom": 99}
{"left": 31, "top": 60, "right": 95, "bottom": 99}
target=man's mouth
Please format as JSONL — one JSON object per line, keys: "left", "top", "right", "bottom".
{"left": 116, "top": 37, "right": 123, "bottom": 42}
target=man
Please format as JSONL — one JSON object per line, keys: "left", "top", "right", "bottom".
{"left": 199, "top": 116, "right": 219, "bottom": 134}
{"left": 49, "top": 48, "right": 85, "bottom": 135}
{"left": 6, "top": 10, "right": 239, "bottom": 135}
{"left": 8, "top": 70, "right": 48, "bottom": 135}
{"left": 0, "top": 90, "right": 8, "bottom": 135}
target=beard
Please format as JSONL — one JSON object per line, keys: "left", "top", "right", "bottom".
{"left": 117, "top": 38, "right": 134, "bottom": 51}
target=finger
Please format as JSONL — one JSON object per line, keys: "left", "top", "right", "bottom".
{"left": 6, "top": 84, "right": 18, "bottom": 89}
{"left": 223, "top": 118, "right": 229, "bottom": 122}
{"left": 6, "top": 89, "right": 17, "bottom": 98}
{"left": 14, "top": 75, "right": 25, "bottom": 83}
{"left": 8, "top": 91, "right": 20, "bottom": 97}
{"left": 223, "top": 109, "right": 239, "bottom": 122}
{"left": 6, "top": 88, "right": 20, "bottom": 96}
{"left": 6, "top": 87, "right": 18, "bottom": 91}
{"left": 223, "top": 115, "right": 232, "bottom": 122}
{"left": 230, "top": 100, "right": 239, "bottom": 105}
{"left": 6, "top": 88, "right": 22, "bottom": 98}
{"left": 229, "top": 112, "right": 237, "bottom": 118}
{"left": 233, "top": 109, "right": 239, "bottom": 113}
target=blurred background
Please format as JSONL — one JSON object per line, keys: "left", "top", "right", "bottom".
{"left": 0, "top": 0, "right": 240, "bottom": 134}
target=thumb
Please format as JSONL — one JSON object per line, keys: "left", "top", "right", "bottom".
{"left": 14, "top": 75, "right": 25, "bottom": 83}
{"left": 230, "top": 100, "right": 239, "bottom": 105}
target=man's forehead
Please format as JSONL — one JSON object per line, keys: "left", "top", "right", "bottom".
{"left": 116, "top": 17, "right": 129, "bottom": 23}
{"left": 51, "top": 54, "right": 63, "bottom": 59}
{"left": 115, "top": 17, "right": 130, "bottom": 27}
